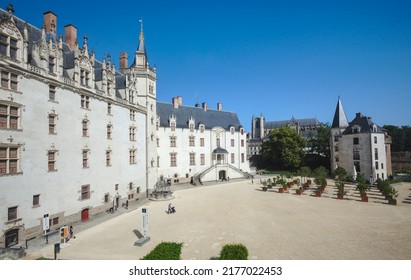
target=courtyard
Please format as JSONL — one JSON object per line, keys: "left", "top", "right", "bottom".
{"left": 33, "top": 178, "right": 411, "bottom": 260}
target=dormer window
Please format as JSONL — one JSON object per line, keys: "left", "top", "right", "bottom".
{"left": 169, "top": 115, "right": 176, "bottom": 131}
{"left": 48, "top": 56, "right": 56, "bottom": 73}
{"left": 0, "top": 32, "right": 19, "bottom": 61}
{"left": 352, "top": 125, "right": 360, "bottom": 134}
{"left": 199, "top": 124, "right": 205, "bottom": 133}
{"left": 188, "top": 117, "right": 195, "bottom": 132}
{"left": 230, "top": 127, "right": 235, "bottom": 135}
{"left": 80, "top": 69, "right": 91, "bottom": 87}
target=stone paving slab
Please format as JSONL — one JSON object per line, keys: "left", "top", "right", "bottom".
{"left": 26, "top": 178, "right": 411, "bottom": 260}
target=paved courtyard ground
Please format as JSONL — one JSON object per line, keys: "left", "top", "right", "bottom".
{"left": 29, "top": 178, "right": 411, "bottom": 260}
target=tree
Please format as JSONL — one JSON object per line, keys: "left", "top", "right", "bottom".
{"left": 261, "top": 126, "right": 306, "bottom": 170}
{"left": 383, "top": 125, "right": 411, "bottom": 152}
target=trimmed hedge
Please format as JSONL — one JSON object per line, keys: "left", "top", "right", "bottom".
{"left": 141, "top": 242, "right": 183, "bottom": 260}
{"left": 219, "top": 243, "right": 249, "bottom": 260}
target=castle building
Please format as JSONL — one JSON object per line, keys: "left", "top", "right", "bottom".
{"left": 156, "top": 97, "right": 250, "bottom": 185}
{"left": 248, "top": 114, "right": 321, "bottom": 159}
{"left": 0, "top": 7, "right": 157, "bottom": 248}
{"left": 330, "top": 97, "right": 392, "bottom": 182}
{"left": 0, "top": 6, "right": 250, "bottom": 249}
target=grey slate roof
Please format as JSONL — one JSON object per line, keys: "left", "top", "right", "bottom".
{"left": 343, "top": 113, "right": 385, "bottom": 135}
{"left": 265, "top": 118, "right": 320, "bottom": 129}
{"left": 332, "top": 98, "right": 349, "bottom": 128}
{"left": 157, "top": 102, "right": 243, "bottom": 130}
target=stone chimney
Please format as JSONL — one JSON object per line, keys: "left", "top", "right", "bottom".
{"left": 64, "top": 24, "right": 77, "bottom": 50}
{"left": 202, "top": 102, "right": 207, "bottom": 111}
{"left": 120, "top": 52, "right": 128, "bottom": 70}
{"left": 43, "top": 11, "right": 57, "bottom": 35}
{"left": 177, "top": 96, "right": 182, "bottom": 106}
{"left": 356, "top": 112, "right": 363, "bottom": 118}
{"left": 367, "top": 116, "right": 373, "bottom": 123}
{"left": 217, "top": 102, "right": 222, "bottom": 111}
{"left": 172, "top": 97, "right": 179, "bottom": 109}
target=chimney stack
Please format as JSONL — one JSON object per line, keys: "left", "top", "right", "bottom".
{"left": 217, "top": 102, "right": 222, "bottom": 111}
{"left": 120, "top": 52, "right": 128, "bottom": 70}
{"left": 202, "top": 102, "right": 207, "bottom": 111}
{"left": 356, "top": 112, "right": 363, "bottom": 118}
{"left": 64, "top": 24, "right": 77, "bottom": 50}
{"left": 43, "top": 11, "right": 57, "bottom": 35}
{"left": 367, "top": 116, "right": 373, "bottom": 123}
{"left": 177, "top": 96, "right": 182, "bottom": 106}
{"left": 172, "top": 97, "right": 179, "bottom": 109}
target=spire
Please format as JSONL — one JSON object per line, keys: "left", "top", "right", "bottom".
{"left": 137, "top": 17, "right": 146, "bottom": 53}
{"left": 331, "top": 96, "right": 349, "bottom": 128}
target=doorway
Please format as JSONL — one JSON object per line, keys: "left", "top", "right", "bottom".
{"left": 5, "top": 228, "right": 18, "bottom": 248}
{"left": 81, "top": 208, "right": 89, "bottom": 222}
{"left": 219, "top": 170, "right": 227, "bottom": 181}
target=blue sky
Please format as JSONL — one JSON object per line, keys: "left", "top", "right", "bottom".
{"left": 7, "top": 0, "right": 411, "bottom": 131}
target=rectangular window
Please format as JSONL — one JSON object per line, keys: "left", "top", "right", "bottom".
{"left": 1, "top": 71, "right": 18, "bottom": 90}
{"left": 241, "top": 139, "right": 245, "bottom": 147}
{"left": 130, "top": 110, "right": 135, "bottom": 121}
{"left": 48, "top": 151, "right": 56, "bottom": 171}
{"left": 231, "top": 139, "right": 235, "bottom": 147}
{"left": 107, "top": 103, "right": 112, "bottom": 115}
{"left": 49, "top": 85, "right": 56, "bottom": 101}
{"left": 157, "top": 156, "right": 160, "bottom": 168}
{"left": 189, "top": 136, "right": 195, "bottom": 147}
{"left": 200, "top": 138, "right": 205, "bottom": 147}
{"left": 0, "top": 103, "right": 20, "bottom": 130}
{"left": 80, "top": 70, "right": 90, "bottom": 86}
{"left": 334, "top": 145, "right": 339, "bottom": 152}
{"left": 10, "top": 38, "right": 18, "bottom": 60}
{"left": 81, "top": 95, "right": 90, "bottom": 109}
{"left": 334, "top": 135, "right": 339, "bottom": 142}
{"left": 33, "top": 194, "right": 40, "bottom": 207}
{"left": 374, "top": 136, "right": 377, "bottom": 144}
{"left": 241, "top": 153, "right": 245, "bottom": 163}
{"left": 129, "top": 126, "right": 136, "bottom": 141}
{"left": 82, "top": 150, "right": 89, "bottom": 168}
{"left": 375, "top": 148, "right": 379, "bottom": 160}
{"left": 8, "top": 206, "right": 17, "bottom": 221}
{"left": 200, "top": 154, "right": 205, "bottom": 165}
{"left": 0, "top": 146, "right": 19, "bottom": 175}
{"left": 81, "top": 185, "right": 90, "bottom": 200}
{"left": 107, "top": 125, "right": 112, "bottom": 139}
{"left": 170, "top": 153, "right": 177, "bottom": 167}
{"left": 189, "top": 153, "right": 196, "bottom": 166}
{"left": 170, "top": 121, "right": 176, "bottom": 132}
{"left": 129, "top": 149, "right": 136, "bottom": 164}
{"left": 82, "top": 120, "right": 88, "bottom": 137}
{"left": 217, "top": 138, "right": 221, "bottom": 147}
{"left": 0, "top": 34, "right": 7, "bottom": 56}
{"left": 353, "top": 137, "right": 359, "bottom": 145}
{"left": 104, "top": 194, "right": 109, "bottom": 203}
{"left": 48, "top": 56, "right": 55, "bottom": 73}
{"left": 49, "top": 115, "right": 56, "bottom": 134}
{"left": 231, "top": 153, "right": 235, "bottom": 164}
{"left": 381, "top": 163, "right": 384, "bottom": 169}
{"left": 106, "top": 150, "right": 111, "bottom": 166}
{"left": 353, "top": 149, "right": 360, "bottom": 160}
{"left": 170, "top": 136, "right": 176, "bottom": 147}
{"left": 375, "top": 161, "right": 379, "bottom": 170}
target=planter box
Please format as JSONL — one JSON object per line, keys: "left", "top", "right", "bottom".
{"left": 361, "top": 196, "right": 368, "bottom": 202}
{"left": 296, "top": 189, "right": 302, "bottom": 195}
{"left": 262, "top": 187, "right": 268, "bottom": 192}
{"left": 337, "top": 193, "right": 344, "bottom": 200}
{"left": 315, "top": 192, "right": 321, "bottom": 197}
{"left": 278, "top": 188, "right": 284, "bottom": 193}
{"left": 388, "top": 198, "right": 397, "bottom": 205}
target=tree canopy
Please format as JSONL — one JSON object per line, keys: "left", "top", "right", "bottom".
{"left": 261, "top": 126, "right": 306, "bottom": 170}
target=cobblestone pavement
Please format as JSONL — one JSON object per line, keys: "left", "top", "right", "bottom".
{"left": 23, "top": 177, "right": 411, "bottom": 260}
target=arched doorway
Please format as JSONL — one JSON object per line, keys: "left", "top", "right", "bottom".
{"left": 219, "top": 170, "right": 226, "bottom": 181}
{"left": 81, "top": 208, "right": 89, "bottom": 222}
{"left": 5, "top": 228, "right": 19, "bottom": 248}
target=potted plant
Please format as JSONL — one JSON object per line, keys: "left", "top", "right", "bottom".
{"left": 261, "top": 180, "right": 268, "bottom": 192}
{"left": 335, "top": 181, "right": 345, "bottom": 200}
{"left": 386, "top": 186, "right": 399, "bottom": 205}
{"left": 356, "top": 174, "right": 371, "bottom": 202}
{"left": 277, "top": 178, "right": 286, "bottom": 193}
{"left": 266, "top": 178, "right": 273, "bottom": 189}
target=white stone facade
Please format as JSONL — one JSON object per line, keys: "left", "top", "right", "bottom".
{"left": 0, "top": 8, "right": 156, "bottom": 247}
{"left": 156, "top": 98, "right": 250, "bottom": 184}
{"left": 330, "top": 98, "right": 392, "bottom": 182}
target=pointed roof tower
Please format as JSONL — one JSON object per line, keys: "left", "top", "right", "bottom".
{"left": 137, "top": 18, "right": 146, "bottom": 54}
{"left": 132, "top": 17, "right": 148, "bottom": 68}
{"left": 332, "top": 97, "right": 349, "bottom": 128}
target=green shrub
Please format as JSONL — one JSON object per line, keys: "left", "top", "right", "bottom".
{"left": 141, "top": 242, "right": 183, "bottom": 260}
{"left": 219, "top": 243, "right": 249, "bottom": 260}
